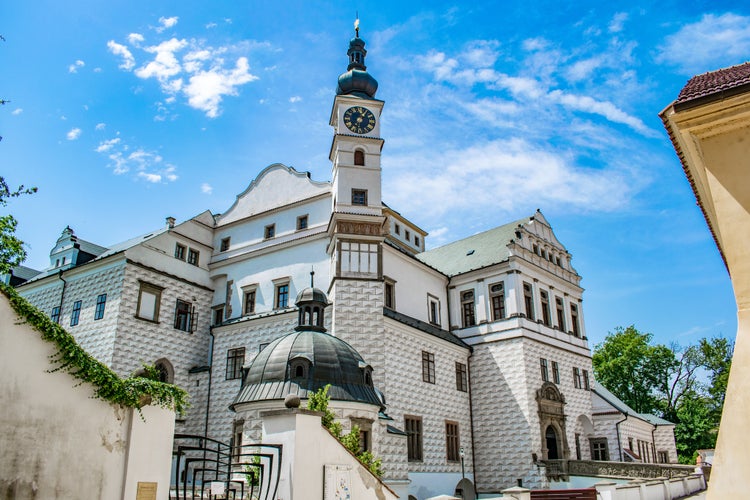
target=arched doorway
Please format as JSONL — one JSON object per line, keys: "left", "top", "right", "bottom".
{"left": 546, "top": 426, "right": 559, "bottom": 459}
{"left": 454, "top": 478, "right": 476, "bottom": 500}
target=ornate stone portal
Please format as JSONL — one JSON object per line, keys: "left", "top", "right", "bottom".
{"left": 537, "top": 382, "right": 570, "bottom": 460}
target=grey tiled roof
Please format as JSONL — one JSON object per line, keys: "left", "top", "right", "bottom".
{"left": 675, "top": 61, "right": 750, "bottom": 109}
{"left": 415, "top": 216, "right": 529, "bottom": 277}
{"left": 383, "top": 307, "right": 470, "bottom": 350}
{"left": 593, "top": 382, "right": 674, "bottom": 426}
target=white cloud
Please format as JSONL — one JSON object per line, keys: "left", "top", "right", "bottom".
{"left": 201, "top": 183, "right": 213, "bottom": 194}
{"left": 107, "top": 40, "right": 135, "bottom": 70}
{"left": 128, "top": 33, "right": 144, "bottom": 46}
{"left": 657, "top": 13, "right": 750, "bottom": 75}
{"left": 385, "top": 139, "right": 636, "bottom": 220}
{"left": 289, "top": 96, "right": 302, "bottom": 103}
{"left": 12, "top": 108, "right": 22, "bottom": 115}
{"left": 608, "top": 12, "right": 628, "bottom": 33}
{"left": 157, "top": 16, "right": 179, "bottom": 33}
{"left": 548, "top": 90, "right": 655, "bottom": 137}
{"left": 459, "top": 40, "right": 500, "bottom": 68}
{"left": 68, "top": 60, "right": 85, "bottom": 73}
{"left": 183, "top": 57, "right": 258, "bottom": 117}
{"left": 66, "top": 128, "right": 82, "bottom": 140}
{"left": 95, "top": 122, "right": 106, "bottom": 130}
{"left": 95, "top": 137, "right": 121, "bottom": 152}
{"left": 139, "top": 172, "right": 162, "bottom": 183}
{"left": 135, "top": 37, "right": 187, "bottom": 83}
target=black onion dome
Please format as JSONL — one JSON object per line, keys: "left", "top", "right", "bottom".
{"left": 336, "top": 36, "right": 378, "bottom": 98}
{"left": 230, "top": 330, "right": 382, "bottom": 410}
{"left": 295, "top": 286, "right": 329, "bottom": 306}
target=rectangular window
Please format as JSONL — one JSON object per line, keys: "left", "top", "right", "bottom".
{"left": 540, "top": 290, "right": 551, "bottom": 326}
{"left": 394, "top": 223, "right": 401, "bottom": 235}
{"left": 405, "top": 416, "right": 423, "bottom": 461}
{"left": 422, "top": 351, "right": 435, "bottom": 384}
{"left": 414, "top": 236, "right": 420, "bottom": 247}
{"left": 220, "top": 237, "right": 230, "bottom": 252}
{"left": 136, "top": 282, "right": 162, "bottom": 322}
{"left": 226, "top": 347, "right": 245, "bottom": 380}
{"left": 456, "top": 362, "right": 468, "bottom": 392}
{"left": 384, "top": 281, "right": 395, "bottom": 309}
{"left": 552, "top": 360, "right": 560, "bottom": 384}
{"left": 173, "top": 299, "right": 193, "bottom": 332}
{"left": 405, "top": 229, "right": 411, "bottom": 241}
{"left": 573, "top": 367, "right": 582, "bottom": 389}
{"left": 351, "top": 189, "right": 367, "bottom": 206}
{"left": 175, "top": 243, "right": 186, "bottom": 260}
{"left": 264, "top": 224, "right": 275, "bottom": 239}
{"left": 243, "top": 290, "right": 256, "bottom": 315}
{"left": 340, "top": 241, "right": 378, "bottom": 276}
{"left": 213, "top": 306, "right": 224, "bottom": 326}
{"left": 428, "top": 295, "right": 440, "bottom": 325}
{"left": 275, "top": 283, "right": 289, "bottom": 309}
{"left": 590, "top": 438, "right": 609, "bottom": 461}
{"left": 296, "top": 215, "right": 308, "bottom": 230}
{"left": 51, "top": 306, "right": 61, "bottom": 324}
{"left": 571, "top": 303, "right": 581, "bottom": 337}
{"left": 540, "top": 358, "right": 549, "bottom": 382}
{"left": 556, "top": 297, "right": 566, "bottom": 331}
{"left": 94, "top": 293, "right": 107, "bottom": 320}
{"left": 70, "top": 300, "right": 82, "bottom": 326}
{"left": 490, "top": 283, "right": 505, "bottom": 321}
{"left": 658, "top": 451, "right": 669, "bottom": 463}
{"left": 582, "top": 369, "right": 590, "bottom": 390}
{"left": 461, "top": 290, "right": 476, "bottom": 328}
{"left": 523, "top": 282, "right": 535, "bottom": 320}
{"left": 187, "top": 248, "right": 200, "bottom": 266}
{"left": 445, "top": 421, "right": 460, "bottom": 462}
{"left": 232, "top": 420, "right": 244, "bottom": 460}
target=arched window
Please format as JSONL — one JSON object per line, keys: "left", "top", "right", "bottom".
{"left": 354, "top": 150, "right": 365, "bottom": 166}
{"left": 295, "top": 365, "right": 305, "bottom": 377}
{"left": 154, "top": 358, "right": 174, "bottom": 383}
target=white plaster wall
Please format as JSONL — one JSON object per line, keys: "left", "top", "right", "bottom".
{"left": 262, "top": 410, "right": 398, "bottom": 500}
{"left": 591, "top": 412, "right": 624, "bottom": 461}
{"left": 0, "top": 292, "right": 174, "bottom": 500}
{"left": 654, "top": 425, "right": 678, "bottom": 463}
{"left": 619, "top": 417, "right": 657, "bottom": 462}
{"left": 382, "top": 245, "right": 448, "bottom": 325}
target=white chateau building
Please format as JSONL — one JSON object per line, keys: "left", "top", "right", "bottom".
{"left": 10, "top": 28, "right": 676, "bottom": 499}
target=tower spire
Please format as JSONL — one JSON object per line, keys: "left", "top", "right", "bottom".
{"left": 355, "top": 14, "right": 359, "bottom": 38}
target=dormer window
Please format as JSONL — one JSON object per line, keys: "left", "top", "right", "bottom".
{"left": 289, "top": 358, "right": 311, "bottom": 381}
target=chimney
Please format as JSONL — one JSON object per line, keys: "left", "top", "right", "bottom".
{"left": 166, "top": 216, "right": 176, "bottom": 229}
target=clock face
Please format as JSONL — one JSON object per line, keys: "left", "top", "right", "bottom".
{"left": 343, "top": 106, "right": 376, "bottom": 134}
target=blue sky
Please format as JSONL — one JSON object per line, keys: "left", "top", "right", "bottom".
{"left": 3, "top": 1, "right": 748, "bottom": 348}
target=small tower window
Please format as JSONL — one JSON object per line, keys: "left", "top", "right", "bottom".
{"left": 354, "top": 150, "right": 365, "bottom": 166}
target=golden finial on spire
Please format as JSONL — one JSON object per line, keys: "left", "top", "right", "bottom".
{"left": 354, "top": 14, "right": 360, "bottom": 37}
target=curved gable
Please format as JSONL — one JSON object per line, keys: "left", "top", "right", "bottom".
{"left": 217, "top": 164, "right": 330, "bottom": 226}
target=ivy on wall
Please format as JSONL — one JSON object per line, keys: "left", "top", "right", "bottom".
{"left": 1, "top": 282, "right": 188, "bottom": 413}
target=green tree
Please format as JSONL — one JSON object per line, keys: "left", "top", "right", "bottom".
{"left": 592, "top": 325, "right": 676, "bottom": 414}
{"left": 0, "top": 176, "right": 37, "bottom": 274}
{"left": 699, "top": 336, "right": 733, "bottom": 423}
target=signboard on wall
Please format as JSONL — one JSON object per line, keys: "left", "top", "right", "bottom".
{"left": 324, "top": 464, "right": 352, "bottom": 500}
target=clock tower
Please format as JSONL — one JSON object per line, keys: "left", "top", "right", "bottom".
{"left": 327, "top": 22, "right": 388, "bottom": 391}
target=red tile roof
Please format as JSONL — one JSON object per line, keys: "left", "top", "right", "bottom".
{"left": 676, "top": 61, "right": 750, "bottom": 105}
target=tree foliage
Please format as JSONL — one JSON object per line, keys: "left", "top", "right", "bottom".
{"left": 0, "top": 176, "right": 37, "bottom": 274}
{"left": 593, "top": 325, "right": 732, "bottom": 463}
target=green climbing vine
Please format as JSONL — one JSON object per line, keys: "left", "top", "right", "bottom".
{"left": 307, "top": 385, "right": 383, "bottom": 477}
{"left": 1, "top": 282, "right": 188, "bottom": 413}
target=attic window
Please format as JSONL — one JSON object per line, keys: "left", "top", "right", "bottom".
{"left": 466, "top": 250, "right": 475, "bottom": 256}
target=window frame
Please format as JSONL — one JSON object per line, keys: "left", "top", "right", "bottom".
{"left": 422, "top": 351, "right": 435, "bottom": 384}
{"left": 70, "top": 300, "right": 82, "bottom": 326}
{"left": 540, "top": 289, "right": 551, "bottom": 326}
{"left": 573, "top": 367, "right": 582, "bottom": 389}
{"left": 351, "top": 189, "right": 368, "bottom": 206}
{"left": 274, "top": 281, "right": 290, "bottom": 309}
{"left": 455, "top": 362, "right": 468, "bottom": 392}
{"left": 296, "top": 214, "right": 308, "bottom": 231}
{"left": 555, "top": 296, "right": 566, "bottom": 331}
{"left": 540, "top": 357, "right": 549, "bottom": 382}
{"left": 461, "top": 290, "right": 476, "bottom": 328}
{"left": 187, "top": 248, "right": 200, "bottom": 266}
{"left": 243, "top": 286, "right": 257, "bottom": 315}
{"left": 136, "top": 282, "right": 163, "bottom": 322}
{"left": 590, "top": 438, "right": 609, "bottom": 461}
{"left": 523, "top": 282, "right": 535, "bottom": 320}
{"left": 264, "top": 224, "right": 276, "bottom": 239}
{"left": 445, "top": 421, "right": 461, "bottom": 462}
{"left": 94, "top": 293, "right": 107, "bottom": 320}
{"left": 212, "top": 305, "right": 225, "bottom": 326}
{"left": 489, "top": 282, "right": 506, "bottom": 321}
{"left": 175, "top": 243, "right": 186, "bottom": 260}
{"left": 427, "top": 294, "right": 441, "bottom": 326}
{"left": 582, "top": 369, "right": 590, "bottom": 390}
{"left": 354, "top": 149, "right": 365, "bottom": 166}
{"left": 173, "top": 299, "right": 193, "bottom": 332}
{"left": 552, "top": 360, "right": 560, "bottom": 384}
{"left": 51, "top": 306, "right": 61, "bottom": 324}
{"left": 226, "top": 347, "right": 246, "bottom": 380}
{"left": 384, "top": 279, "right": 395, "bottom": 310}
{"left": 220, "top": 237, "right": 231, "bottom": 252}
{"left": 405, "top": 415, "right": 423, "bottom": 462}
{"left": 571, "top": 303, "right": 581, "bottom": 337}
